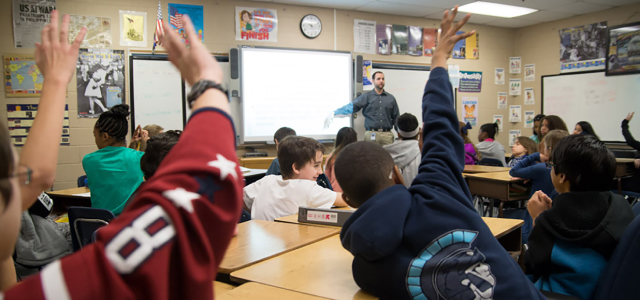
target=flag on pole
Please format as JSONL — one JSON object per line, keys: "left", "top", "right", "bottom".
{"left": 152, "top": 1, "right": 164, "bottom": 54}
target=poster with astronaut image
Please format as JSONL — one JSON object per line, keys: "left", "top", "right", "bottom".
{"left": 76, "top": 49, "right": 125, "bottom": 118}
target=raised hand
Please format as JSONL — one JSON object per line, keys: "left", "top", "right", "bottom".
{"left": 35, "top": 11, "right": 86, "bottom": 84}
{"left": 159, "top": 15, "right": 222, "bottom": 86}
{"left": 431, "top": 6, "right": 475, "bottom": 70}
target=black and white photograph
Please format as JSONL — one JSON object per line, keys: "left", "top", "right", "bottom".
{"left": 559, "top": 22, "right": 607, "bottom": 64}
{"left": 76, "top": 48, "right": 125, "bottom": 118}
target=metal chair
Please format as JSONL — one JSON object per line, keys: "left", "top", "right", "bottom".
{"left": 68, "top": 207, "right": 115, "bottom": 252}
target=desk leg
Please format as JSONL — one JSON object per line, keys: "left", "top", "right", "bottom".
{"left": 488, "top": 199, "right": 494, "bottom": 217}
{"left": 498, "top": 201, "right": 504, "bottom": 218}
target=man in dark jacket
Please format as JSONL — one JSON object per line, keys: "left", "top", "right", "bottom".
{"left": 333, "top": 7, "right": 546, "bottom": 300}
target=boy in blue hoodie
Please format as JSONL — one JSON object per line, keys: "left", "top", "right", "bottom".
{"left": 334, "top": 7, "right": 546, "bottom": 300}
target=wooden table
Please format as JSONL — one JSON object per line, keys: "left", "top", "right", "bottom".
{"left": 464, "top": 171, "right": 530, "bottom": 217}
{"left": 219, "top": 220, "right": 340, "bottom": 275}
{"left": 463, "top": 165, "right": 511, "bottom": 173}
{"left": 481, "top": 217, "right": 523, "bottom": 253}
{"left": 615, "top": 158, "right": 636, "bottom": 194}
{"left": 217, "top": 282, "right": 330, "bottom": 300}
{"left": 214, "top": 281, "right": 236, "bottom": 298}
{"left": 275, "top": 207, "right": 355, "bottom": 228}
{"left": 231, "top": 235, "right": 377, "bottom": 300}
{"left": 239, "top": 155, "right": 329, "bottom": 170}
{"left": 47, "top": 187, "right": 91, "bottom": 213}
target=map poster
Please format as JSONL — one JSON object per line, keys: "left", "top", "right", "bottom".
{"left": 120, "top": 11, "right": 147, "bottom": 47}
{"left": 7, "top": 104, "right": 70, "bottom": 146}
{"left": 509, "top": 130, "right": 521, "bottom": 146}
{"left": 69, "top": 15, "right": 112, "bottom": 48}
{"left": 169, "top": 3, "right": 204, "bottom": 44}
{"left": 12, "top": 0, "right": 56, "bottom": 48}
{"left": 3, "top": 54, "right": 44, "bottom": 97}
{"left": 76, "top": 49, "right": 125, "bottom": 118}
{"left": 493, "top": 115, "right": 503, "bottom": 132}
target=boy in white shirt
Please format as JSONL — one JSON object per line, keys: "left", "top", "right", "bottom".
{"left": 244, "top": 136, "right": 347, "bottom": 221}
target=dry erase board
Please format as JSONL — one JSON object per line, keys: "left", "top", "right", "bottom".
{"left": 542, "top": 71, "right": 640, "bottom": 143}
{"left": 129, "top": 54, "right": 230, "bottom": 133}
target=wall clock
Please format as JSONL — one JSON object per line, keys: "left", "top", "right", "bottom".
{"left": 300, "top": 14, "right": 322, "bottom": 39}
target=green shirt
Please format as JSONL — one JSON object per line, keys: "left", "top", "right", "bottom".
{"left": 82, "top": 146, "right": 144, "bottom": 215}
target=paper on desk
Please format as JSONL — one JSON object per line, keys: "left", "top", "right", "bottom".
{"left": 73, "top": 192, "right": 91, "bottom": 197}
{"left": 240, "top": 166, "right": 250, "bottom": 173}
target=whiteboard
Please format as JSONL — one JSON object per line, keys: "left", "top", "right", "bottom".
{"left": 239, "top": 47, "right": 352, "bottom": 143}
{"left": 130, "top": 56, "right": 185, "bottom": 131}
{"left": 356, "top": 65, "right": 430, "bottom": 140}
{"left": 542, "top": 71, "right": 640, "bottom": 142}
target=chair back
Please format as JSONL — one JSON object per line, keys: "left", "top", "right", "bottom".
{"left": 68, "top": 207, "right": 115, "bottom": 252}
{"left": 240, "top": 209, "right": 251, "bottom": 223}
{"left": 77, "top": 175, "right": 87, "bottom": 187}
{"left": 593, "top": 215, "right": 640, "bottom": 299}
{"left": 478, "top": 158, "right": 504, "bottom": 167}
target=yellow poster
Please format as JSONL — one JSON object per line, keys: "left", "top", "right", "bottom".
{"left": 466, "top": 32, "right": 479, "bottom": 60}
{"left": 119, "top": 11, "right": 147, "bottom": 47}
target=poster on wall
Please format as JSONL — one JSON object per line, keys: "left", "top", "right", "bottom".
{"left": 453, "top": 31, "right": 466, "bottom": 59}
{"left": 3, "top": 54, "right": 44, "bottom": 98}
{"left": 7, "top": 104, "right": 69, "bottom": 146}
{"left": 408, "top": 26, "right": 423, "bottom": 56}
{"left": 524, "top": 88, "right": 535, "bottom": 105}
{"left": 12, "top": 0, "right": 56, "bottom": 48}
{"left": 423, "top": 28, "right": 437, "bottom": 56}
{"left": 524, "top": 64, "right": 535, "bottom": 81}
{"left": 509, "top": 130, "right": 521, "bottom": 146}
{"left": 376, "top": 24, "right": 392, "bottom": 55}
{"left": 559, "top": 21, "right": 607, "bottom": 73}
{"left": 497, "top": 92, "right": 507, "bottom": 109}
{"left": 170, "top": 3, "right": 205, "bottom": 43}
{"left": 119, "top": 10, "right": 147, "bottom": 47}
{"left": 524, "top": 111, "right": 535, "bottom": 128}
{"left": 363, "top": 60, "right": 373, "bottom": 91}
{"left": 459, "top": 71, "right": 482, "bottom": 93}
{"left": 466, "top": 32, "right": 479, "bottom": 59}
{"left": 606, "top": 22, "right": 640, "bottom": 76}
{"left": 353, "top": 19, "right": 376, "bottom": 54}
{"left": 509, "top": 105, "right": 521, "bottom": 122}
{"left": 495, "top": 68, "right": 505, "bottom": 85}
{"left": 509, "top": 78, "right": 521, "bottom": 96}
{"left": 509, "top": 57, "right": 521, "bottom": 74}
{"left": 461, "top": 97, "right": 478, "bottom": 126}
{"left": 392, "top": 25, "right": 408, "bottom": 55}
{"left": 76, "top": 49, "right": 125, "bottom": 118}
{"left": 69, "top": 15, "right": 112, "bottom": 48}
{"left": 493, "top": 115, "right": 503, "bottom": 132}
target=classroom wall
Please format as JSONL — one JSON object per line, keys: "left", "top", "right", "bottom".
{"left": 511, "top": 3, "right": 640, "bottom": 141}
{"left": 0, "top": 0, "right": 519, "bottom": 190}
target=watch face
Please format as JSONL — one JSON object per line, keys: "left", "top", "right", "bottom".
{"left": 301, "top": 14, "right": 321, "bottom": 38}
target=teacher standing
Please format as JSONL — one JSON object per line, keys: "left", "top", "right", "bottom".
{"left": 326, "top": 71, "right": 399, "bottom": 146}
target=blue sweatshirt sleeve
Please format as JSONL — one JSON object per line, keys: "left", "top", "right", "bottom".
{"left": 509, "top": 152, "right": 543, "bottom": 179}
{"left": 411, "top": 67, "right": 472, "bottom": 204}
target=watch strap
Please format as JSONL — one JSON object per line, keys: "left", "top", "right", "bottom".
{"left": 187, "top": 80, "right": 228, "bottom": 108}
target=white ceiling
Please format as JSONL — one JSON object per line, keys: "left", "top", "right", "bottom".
{"left": 250, "top": 0, "right": 640, "bottom": 28}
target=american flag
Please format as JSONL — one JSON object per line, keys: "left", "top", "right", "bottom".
{"left": 152, "top": 1, "right": 164, "bottom": 53}
{"left": 170, "top": 12, "right": 183, "bottom": 29}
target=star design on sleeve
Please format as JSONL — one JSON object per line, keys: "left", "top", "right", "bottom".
{"left": 208, "top": 154, "right": 238, "bottom": 180}
{"left": 195, "top": 175, "right": 221, "bottom": 202}
{"left": 163, "top": 188, "right": 200, "bottom": 213}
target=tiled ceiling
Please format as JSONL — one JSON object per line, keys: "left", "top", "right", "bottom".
{"left": 251, "top": 0, "right": 640, "bottom": 28}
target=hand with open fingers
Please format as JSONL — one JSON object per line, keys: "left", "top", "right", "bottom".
{"left": 35, "top": 11, "right": 87, "bottom": 84}
{"left": 159, "top": 15, "right": 222, "bottom": 86}
{"left": 431, "top": 6, "right": 475, "bottom": 70}
{"left": 323, "top": 111, "right": 334, "bottom": 130}
{"left": 626, "top": 112, "right": 634, "bottom": 122}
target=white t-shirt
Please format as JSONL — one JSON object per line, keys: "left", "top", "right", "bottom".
{"left": 244, "top": 175, "right": 336, "bottom": 221}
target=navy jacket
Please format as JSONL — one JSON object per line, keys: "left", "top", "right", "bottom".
{"left": 340, "top": 68, "right": 545, "bottom": 300}
{"left": 509, "top": 152, "right": 555, "bottom": 197}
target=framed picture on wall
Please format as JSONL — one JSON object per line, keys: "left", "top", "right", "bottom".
{"left": 606, "top": 21, "right": 640, "bottom": 76}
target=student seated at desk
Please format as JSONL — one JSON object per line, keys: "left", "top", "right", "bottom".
{"left": 2, "top": 13, "right": 243, "bottom": 299}
{"left": 525, "top": 134, "right": 634, "bottom": 300}
{"left": 325, "top": 127, "right": 357, "bottom": 192}
{"left": 334, "top": 9, "right": 545, "bottom": 299}
{"left": 476, "top": 122, "right": 507, "bottom": 166}
{"left": 459, "top": 121, "right": 480, "bottom": 165}
{"left": 507, "top": 136, "right": 538, "bottom": 168}
{"left": 82, "top": 104, "right": 144, "bottom": 216}
{"left": 244, "top": 136, "right": 346, "bottom": 221}
{"left": 265, "top": 127, "right": 296, "bottom": 176}
{"left": 384, "top": 113, "right": 421, "bottom": 187}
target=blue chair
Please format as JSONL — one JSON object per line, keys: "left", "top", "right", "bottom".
{"left": 478, "top": 158, "right": 504, "bottom": 167}
{"left": 77, "top": 175, "right": 87, "bottom": 187}
{"left": 239, "top": 209, "right": 251, "bottom": 223}
{"left": 592, "top": 215, "right": 640, "bottom": 299}
{"left": 68, "top": 207, "right": 115, "bottom": 252}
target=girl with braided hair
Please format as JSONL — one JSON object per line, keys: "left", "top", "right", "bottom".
{"left": 82, "top": 104, "right": 144, "bottom": 215}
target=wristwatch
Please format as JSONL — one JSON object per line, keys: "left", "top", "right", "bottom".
{"left": 187, "top": 80, "right": 228, "bottom": 108}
